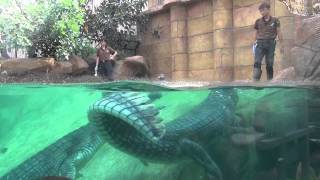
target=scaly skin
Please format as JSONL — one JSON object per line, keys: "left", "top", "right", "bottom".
{"left": 0, "top": 124, "right": 104, "bottom": 180}
{"left": 88, "top": 89, "right": 238, "bottom": 180}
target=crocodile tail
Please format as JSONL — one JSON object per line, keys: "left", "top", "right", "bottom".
{"left": 88, "top": 92, "right": 165, "bottom": 142}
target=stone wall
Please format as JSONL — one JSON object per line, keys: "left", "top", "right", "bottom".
{"left": 139, "top": 10, "right": 172, "bottom": 78}
{"left": 187, "top": 0, "right": 214, "bottom": 80}
{"left": 139, "top": 0, "right": 297, "bottom": 81}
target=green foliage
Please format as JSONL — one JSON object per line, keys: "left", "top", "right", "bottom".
{"left": 74, "top": 37, "right": 96, "bottom": 59}
{"left": 0, "top": 0, "right": 148, "bottom": 60}
{"left": 85, "top": 0, "right": 148, "bottom": 51}
{"left": 29, "top": 0, "right": 87, "bottom": 60}
{"left": 0, "top": 0, "right": 87, "bottom": 60}
{"left": 0, "top": 1, "right": 34, "bottom": 50}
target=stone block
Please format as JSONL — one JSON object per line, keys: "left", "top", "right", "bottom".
{"left": 279, "top": 17, "right": 296, "bottom": 40}
{"left": 233, "top": 27, "right": 256, "bottom": 47}
{"left": 188, "top": 15, "right": 212, "bottom": 36}
{"left": 213, "top": 0, "right": 232, "bottom": 10}
{"left": 143, "top": 25, "right": 171, "bottom": 45}
{"left": 172, "top": 37, "right": 188, "bottom": 54}
{"left": 234, "top": 46, "right": 254, "bottom": 66}
{"left": 213, "top": 48, "right": 234, "bottom": 67}
{"left": 153, "top": 42, "right": 172, "bottom": 57}
{"left": 233, "top": 3, "right": 260, "bottom": 28}
{"left": 152, "top": 12, "right": 171, "bottom": 27}
{"left": 270, "top": 0, "right": 275, "bottom": 16}
{"left": 213, "top": 10, "right": 233, "bottom": 30}
{"left": 189, "top": 51, "right": 214, "bottom": 70}
{"left": 216, "top": 66, "right": 234, "bottom": 81}
{"left": 188, "top": 33, "right": 213, "bottom": 53}
{"left": 187, "top": 0, "right": 212, "bottom": 18}
{"left": 189, "top": 69, "right": 215, "bottom": 81}
{"left": 172, "top": 70, "right": 188, "bottom": 80}
{"left": 234, "top": 65, "right": 252, "bottom": 80}
{"left": 171, "top": 21, "right": 187, "bottom": 38}
{"left": 233, "top": 0, "right": 261, "bottom": 8}
{"left": 150, "top": 57, "right": 172, "bottom": 74}
{"left": 214, "top": 29, "right": 233, "bottom": 48}
{"left": 275, "top": 0, "right": 293, "bottom": 17}
{"left": 171, "top": 21, "right": 178, "bottom": 38}
{"left": 170, "top": 5, "right": 187, "bottom": 21}
{"left": 173, "top": 53, "right": 188, "bottom": 71}
{"left": 212, "top": 69, "right": 220, "bottom": 81}
{"left": 137, "top": 45, "right": 154, "bottom": 59}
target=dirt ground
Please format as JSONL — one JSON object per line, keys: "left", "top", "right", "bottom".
{"left": 0, "top": 72, "right": 110, "bottom": 84}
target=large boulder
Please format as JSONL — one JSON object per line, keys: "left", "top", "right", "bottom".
{"left": 84, "top": 54, "right": 97, "bottom": 73}
{"left": 69, "top": 55, "right": 89, "bottom": 75}
{"left": 115, "top": 56, "right": 150, "bottom": 80}
{"left": 0, "top": 58, "right": 54, "bottom": 76}
{"left": 272, "top": 66, "right": 296, "bottom": 82}
{"left": 292, "top": 16, "right": 320, "bottom": 81}
{"left": 51, "top": 61, "right": 73, "bottom": 74}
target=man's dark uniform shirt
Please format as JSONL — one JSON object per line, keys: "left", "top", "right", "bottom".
{"left": 253, "top": 16, "right": 280, "bottom": 80}
{"left": 254, "top": 16, "right": 280, "bottom": 40}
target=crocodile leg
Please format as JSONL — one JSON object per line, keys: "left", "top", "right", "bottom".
{"left": 58, "top": 159, "right": 76, "bottom": 179}
{"left": 0, "top": 124, "right": 103, "bottom": 180}
{"left": 58, "top": 130, "right": 104, "bottom": 179}
{"left": 179, "top": 138, "right": 223, "bottom": 180}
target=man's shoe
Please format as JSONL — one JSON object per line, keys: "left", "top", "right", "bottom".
{"left": 253, "top": 68, "right": 262, "bottom": 81}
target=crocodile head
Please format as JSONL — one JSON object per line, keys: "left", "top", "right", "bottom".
{"left": 88, "top": 92, "right": 165, "bottom": 142}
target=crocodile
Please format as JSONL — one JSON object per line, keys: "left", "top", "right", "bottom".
{"left": 88, "top": 88, "right": 238, "bottom": 180}
{"left": 0, "top": 123, "right": 104, "bottom": 180}
{"left": 0, "top": 88, "right": 238, "bottom": 180}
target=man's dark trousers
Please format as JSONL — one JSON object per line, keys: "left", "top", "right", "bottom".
{"left": 100, "top": 60, "right": 114, "bottom": 81}
{"left": 253, "top": 39, "right": 276, "bottom": 81}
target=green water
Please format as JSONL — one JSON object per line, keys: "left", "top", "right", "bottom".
{"left": 0, "top": 81, "right": 319, "bottom": 180}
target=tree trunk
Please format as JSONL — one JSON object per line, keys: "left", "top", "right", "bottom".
{"left": 0, "top": 48, "right": 10, "bottom": 59}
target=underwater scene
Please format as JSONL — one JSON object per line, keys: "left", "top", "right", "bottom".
{"left": 0, "top": 81, "right": 319, "bottom": 180}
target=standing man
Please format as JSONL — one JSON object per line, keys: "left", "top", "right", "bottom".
{"left": 95, "top": 39, "right": 118, "bottom": 81}
{"left": 253, "top": 2, "right": 284, "bottom": 81}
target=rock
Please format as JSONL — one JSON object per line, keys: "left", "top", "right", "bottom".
{"left": 292, "top": 16, "right": 320, "bottom": 81}
{"left": 51, "top": 61, "right": 73, "bottom": 74}
{"left": 84, "top": 54, "right": 98, "bottom": 74}
{"left": 272, "top": 66, "right": 296, "bottom": 81}
{"left": 69, "top": 55, "right": 89, "bottom": 75}
{"left": 253, "top": 89, "right": 308, "bottom": 136}
{"left": 0, "top": 58, "right": 54, "bottom": 76}
{"left": 115, "top": 56, "right": 150, "bottom": 79}
{"left": 85, "top": 54, "right": 97, "bottom": 65}
{"left": 43, "top": 58, "right": 56, "bottom": 70}
{"left": 295, "top": 17, "right": 320, "bottom": 51}
{"left": 124, "top": 56, "right": 146, "bottom": 63}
